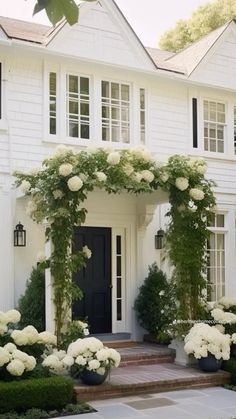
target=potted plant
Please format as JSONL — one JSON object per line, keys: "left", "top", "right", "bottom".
{"left": 67, "top": 337, "right": 121, "bottom": 385}
{"left": 184, "top": 323, "right": 231, "bottom": 372}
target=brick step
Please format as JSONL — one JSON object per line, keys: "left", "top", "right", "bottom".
{"left": 120, "top": 354, "right": 174, "bottom": 367}
{"left": 101, "top": 340, "right": 138, "bottom": 349}
{"left": 74, "top": 363, "right": 230, "bottom": 401}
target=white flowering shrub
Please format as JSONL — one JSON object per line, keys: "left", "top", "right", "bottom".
{"left": 60, "top": 320, "right": 90, "bottom": 350}
{"left": 0, "top": 309, "right": 57, "bottom": 381}
{"left": 14, "top": 146, "right": 215, "bottom": 343}
{"left": 184, "top": 323, "right": 231, "bottom": 360}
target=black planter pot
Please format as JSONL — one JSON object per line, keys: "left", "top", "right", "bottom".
{"left": 81, "top": 369, "right": 108, "bottom": 385}
{"left": 198, "top": 353, "right": 222, "bottom": 372}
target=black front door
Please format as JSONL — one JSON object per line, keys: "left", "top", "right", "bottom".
{"left": 73, "top": 227, "right": 112, "bottom": 334}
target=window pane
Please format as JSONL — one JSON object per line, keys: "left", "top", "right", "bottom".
{"left": 112, "top": 126, "right": 119, "bottom": 142}
{"left": 111, "top": 83, "right": 119, "bottom": 99}
{"left": 217, "top": 141, "right": 224, "bottom": 153}
{"left": 102, "top": 126, "right": 110, "bottom": 141}
{"left": 116, "top": 235, "right": 121, "bottom": 254}
{"left": 69, "top": 122, "right": 78, "bottom": 137}
{"left": 69, "top": 101, "right": 78, "bottom": 115}
{"left": 121, "top": 84, "right": 129, "bottom": 101}
{"left": 210, "top": 140, "right": 216, "bottom": 152}
{"left": 140, "top": 88, "right": 145, "bottom": 109}
{"left": 80, "top": 103, "right": 89, "bottom": 116}
{"left": 117, "top": 300, "right": 122, "bottom": 321}
{"left": 112, "top": 107, "right": 119, "bottom": 120}
{"left": 216, "top": 214, "right": 224, "bottom": 227}
{"left": 69, "top": 75, "right": 78, "bottom": 93}
{"left": 50, "top": 118, "right": 56, "bottom": 135}
{"left": 117, "top": 277, "right": 121, "bottom": 298}
{"left": 80, "top": 77, "right": 89, "bottom": 95}
{"left": 102, "top": 106, "right": 109, "bottom": 119}
{"left": 49, "top": 72, "right": 56, "bottom": 135}
{"left": 102, "top": 81, "right": 109, "bottom": 98}
{"left": 81, "top": 124, "right": 89, "bottom": 139}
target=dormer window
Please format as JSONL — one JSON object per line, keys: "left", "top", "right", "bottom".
{"left": 101, "top": 81, "right": 130, "bottom": 143}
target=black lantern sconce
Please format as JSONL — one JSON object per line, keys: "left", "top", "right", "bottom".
{"left": 14, "top": 222, "right": 26, "bottom": 247}
{"left": 155, "top": 228, "right": 165, "bottom": 250}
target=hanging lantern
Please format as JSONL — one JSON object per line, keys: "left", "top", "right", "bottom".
{"left": 155, "top": 228, "right": 164, "bottom": 250}
{"left": 14, "top": 222, "right": 26, "bottom": 247}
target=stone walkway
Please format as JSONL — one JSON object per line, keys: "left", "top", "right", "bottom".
{"left": 63, "top": 387, "right": 236, "bottom": 419}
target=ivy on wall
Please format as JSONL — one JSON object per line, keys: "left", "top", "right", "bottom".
{"left": 14, "top": 146, "right": 215, "bottom": 344}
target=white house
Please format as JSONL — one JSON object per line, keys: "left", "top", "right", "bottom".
{"left": 0, "top": 0, "right": 236, "bottom": 339}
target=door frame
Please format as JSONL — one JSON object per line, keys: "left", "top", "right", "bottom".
{"left": 80, "top": 220, "right": 132, "bottom": 334}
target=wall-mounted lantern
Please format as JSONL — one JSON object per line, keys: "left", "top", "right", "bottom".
{"left": 14, "top": 222, "right": 26, "bottom": 247}
{"left": 155, "top": 228, "right": 165, "bottom": 250}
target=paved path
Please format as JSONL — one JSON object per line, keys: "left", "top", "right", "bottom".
{"left": 57, "top": 387, "right": 236, "bottom": 419}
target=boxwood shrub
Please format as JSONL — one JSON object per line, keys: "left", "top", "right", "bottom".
{"left": 0, "top": 376, "right": 74, "bottom": 413}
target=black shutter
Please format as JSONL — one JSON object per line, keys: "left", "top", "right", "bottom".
{"left": 192, "top": 97, "right": 198, "bottom": 148}
{"left": 0, "top": 63, "right": 2, "bottom": 119}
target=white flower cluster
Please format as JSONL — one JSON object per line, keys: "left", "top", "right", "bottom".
{"left": 0, "top": 344, "right": 36, "bottom": 376}
{"left": 189, "top": 158, "right": 207, "bottom": 175}
{"left": 95, "top": 171, "right": 107, "bottom": 182}
{"left": 107, "top": 152, "right": 121, "bottom": 166}
{"left": 66, "top": 337, "right": 121, "bottom": 375}
{"left": 189, "top": 188, "right": 205, "bottom": 201}
{"left": 82, "top": 245, "right": 92, "bottom": 259}
{"left": 175, "top": 177, "right": 189, "bottom": 191}
{"left": 214, "top": 297, "right": 236, "bottom": 310}
{"left": 19, "top": 180, "right": 31, "bottom": 194}
{"left": 131, "top": 146, "right": 152, "bottom": 162}
{"left": 211, "top": 308, "right": 236, "bottom": 325}
{"left": 59, "top": 163, "right": 73, "bottom": 177}
{"left": 67, "top": 176, "right": 83, "bottom": 192}
{"left": 0, "top": 310, "right": 21, "bottom": 335}
{"left": 53, "top": 189, "right": 64, "bottom": 200}
{"left": 11, "top": 326, "right": 57, "bottom": 346}
{"left": 76, "top": 320, "right": 89, "bottom": 336}
{"left": 184, "top": 323, "right": 231, "bottom": 360}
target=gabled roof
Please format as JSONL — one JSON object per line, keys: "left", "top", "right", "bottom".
{"left": 166, "top": 20, "right": 234, "bottom": 75}
{"left": 146, "top": 47, "right": 183, "bottom": 73}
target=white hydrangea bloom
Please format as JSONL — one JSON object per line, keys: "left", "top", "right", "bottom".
{"left": 175, "top": 177, "right": 189, "bottom": 191}
{"left": 83, "top": 245, "right": 92, "bottom": 259}
{"left": 211, "top": 308, "right": 236, "bottom": 324}
{"left": 42, "top": 355, "right": 64, "bottom": 372}
{"left": 132, "top": 146, "right": 152, "bottom": 162}
{"left": 95, "top": 172, "right": 107, "bottom": 182}
{"left": 20, "top": 180, "right": 31, "bottom": 194}
{"left": 96, "top": 367, "right": 106, "bottom": 375}
{"left": 62, "top": 355, "right": 74, "bottom": 368}
{"left": 96, "top": 348, "right": 110, "bottom": 362}
{"left": 38, "top": 331, "right": 57, "bottom": 346}
{"left": 107, "top": 348, "right": 121, "bottom": 367}
{"left": 52, "top": 349, "right": 67, "bottom": 361}
{"left": 11, "top": 325, "right": 39, "bottom": 346}
{"left": 24, "top": 355, "right": 37, "bottom": 371}
{"left": 59, "top": 163, "right": 73, "bottom": 177}
{"left": 0, "top": 347, "right": 11, "bottom": 367}
{"left": 107, "top": 152, "right": 120, "bottom": 165}
{"left": 0, "top": 311, "right": 7, "bottom": 324}
{"left": 79, "top": 173, "right": 88, "bottom": 182}
{"left": 54, "top": 145, "right": 74, "bottom": 156}
{"left": 12, "top": 349, "right": 36, "bottom": 371}
{"left": 5, "top": 310, "right": 21, "bottom": 324}
{"left": 75, "top": 355, "right": 87, "bottom": 366}
{"left": 53, "top": 190, "right": 64, "bottom": 199}
{"left": 67, "top": 176, "right": 83, "bottom": 192}
{"left": 216, "top": 297, "right": 236, "bottom": 310}
{"left": 7, "top": 359, "right": 25, "bottom": 376}
{"left": 160, "top": 173, "right": 169, "bottom": 183}
{"left": 133, "top": 172, "right": 142, "bottom": 183}
{"left": 87, "top": 359, "right": 100, "bottom": 371}
{"left": 4, "top": 343, "right": 17, "bottom": 353}
{"left": 189, "top": 188, "right": 205, "bottom": 201}
{"left": 184, "top": 323, "right": 231, "bottom": 360}
{"left": 26, "top": 200, "right": 37, "bottom": 216}
{"left": 140, "top": 170, "right": 154, "bottom": 183}
{"left": 0, "top": 324, "right": 7, "bottom": 335}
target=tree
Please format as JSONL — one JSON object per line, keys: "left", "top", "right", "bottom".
{"left": 33, "top": 0, "right": 95, "bottom": 26}
{"left": 159, "top": 0, "right": 236, "bottom": 52}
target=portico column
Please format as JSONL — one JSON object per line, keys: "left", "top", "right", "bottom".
{"left": 43, "top": 223, "right": 55, "bottom": 333}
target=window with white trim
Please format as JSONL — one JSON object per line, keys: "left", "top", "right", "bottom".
{"left": 49, "top": 72, "right": 57, "bottom": 135}
{"left": 101, "top": 81, "right": 130, "bottom": 143}
{"left": 207, "top": 214, "right": 225, "bottom": 301}
{"left": 204, "top": 100, "right": 225, "bottom": 153}
{"left": 140, "top": 88, "right": 145, "bottom": 144}
{"left": 66, "top": 74, "right": 90, "bottom": 139}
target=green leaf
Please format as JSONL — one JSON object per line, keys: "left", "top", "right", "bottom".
{"left": 61, "top": 0, "right": 79, "bottom": 25}
{"left": 33, "top": 0, "right": 47, "bottom": 15}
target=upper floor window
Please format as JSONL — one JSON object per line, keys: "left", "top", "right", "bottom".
{"left": 101, "top": 81, "right": 130, "bottom": 143}
{"left": 140, "top": 88, "right": 145, "bottom": 144}
{"left": 204, "top": 100, "right": 225, "bottom": 153}
{"left": 49, "top": 72, "right": 57, "bottom": 135}
{"left": 66, "top": 74, "right": 90, "bottom": 139}
{"left": 207, "top": 213, "right": 225, "bottom": 301}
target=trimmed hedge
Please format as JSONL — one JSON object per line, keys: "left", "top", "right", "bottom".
{"left": 0, "top": 376, "right": 74, "bottom": 413}
{"left": 223, "top": 358, "right": 236, "bottom": 384}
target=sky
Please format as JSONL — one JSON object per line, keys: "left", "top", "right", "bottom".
{"left": 0, "top": 0, "right": 211, "bottom": 47}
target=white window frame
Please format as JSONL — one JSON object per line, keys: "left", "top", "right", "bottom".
{"left": 203, "top": 99, "right": 226, "bottom": 153}
{"left": 139, "top": 87, "right": 146, "bottom": 144}
{"left": 207, "top": 213, "right": 227, "bottom": 302}
{"left": 101, "top": 79, "right": 131, "bottom": 144}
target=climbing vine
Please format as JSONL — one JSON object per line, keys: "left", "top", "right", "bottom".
{"left": 14, "top": 146, "right": 215, "bottom": 343}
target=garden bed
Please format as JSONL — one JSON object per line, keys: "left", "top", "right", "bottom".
{"left": 0, "top": 402, "right": 95, "bottom": 418}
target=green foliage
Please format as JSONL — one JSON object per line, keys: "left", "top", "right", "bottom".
{"left": 18, "top": 266, "right": 45, "bottom": 332}
{"left": 134, "top": 263, "right": 176, "bottom": 340}
{"left": 60, "top": 320, "right": 89, "bottom": 350}
{"left": 223, "top": 358, "right": 236, "bottom": 384}
{"left": 14, "top": 148, "right": 215, "bottom": 344}
{"left": 0, "top": 402, "right": 93, "bottom": 418}
{"left": 33, "top": 0, "right": 96, "bottom": 26}
{"left": 159, "top": 0, "right": 236, "bottom": 52}
{"left": 0, "top": 376, "right": 74, "bottom": 413}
